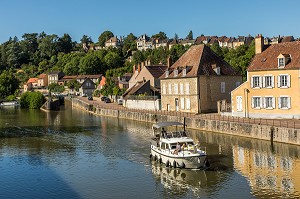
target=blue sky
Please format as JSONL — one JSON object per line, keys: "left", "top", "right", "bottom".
{"left": 0, "top": 0, "right": 299, "bottom": 43}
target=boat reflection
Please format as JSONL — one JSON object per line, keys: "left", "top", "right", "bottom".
{"left": 151, "top": 162, "right": 213, "bottom": 197}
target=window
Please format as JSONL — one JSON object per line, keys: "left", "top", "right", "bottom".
{"left": 180, "top": 98, "right": 185, "bottom": 110}
{"left": 174, "top": 69, "right": 178, "bottom": 77}
{"left": 162, "top": 84, "right": 166, "bottom": 94}
{"left": 168, "top": 83, "right": 172, "bottom": 94}
{"left": 278, "top": 58, "right": 285, "bottom": 68}
{"left": 221, "top": 82, "right": 225, "bottom": 93}
{"left": 180, "top": 83, "right": 184, "bottom": 94}
{"left": 185, "top": 83, "right": 190, "bottom": 94}
{"left": 264, "top": 75, "right": 274, "bottom": 88}
{"left": 182, "top": 69, "right": 186, "bottom": 77}
{"left": 264, "top": 97, "right": 275, "bottom": 109}
{"left": 174, "top": 83, "right": 178, "bottom": 94}
{"left": 252, "top": 97, "right": 262, "bottom": 109}
{"left": 278, "top": 75, "right": 290, "bottom": 88}
{"left": 165, "top": 71, "right": 169, "bottom": 78}
{"left": 251, "top": 76, "right": 261, "bottom": 88}
{"left": 186, "top": 98, "right": 190, "bottom": 110}
{"left": 278, "top": 96, "right": 291, "bottom": 109}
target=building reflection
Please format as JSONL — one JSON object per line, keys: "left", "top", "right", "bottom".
{"left": 233, "top": 144, "right": 300, "bottom": 198}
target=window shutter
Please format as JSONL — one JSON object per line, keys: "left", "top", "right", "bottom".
{"left": 287, "top": 75, "right": 291, "bottom": 88}
{"left": 260, "top": 97, "right": 263, "bottom": 108}
{"left": 277, "top": 76, "right": 281, "bottom": 88}
{"left": 278, "top": 97, "right": 282, "bottom": 109}
{"left": 262, "top": 76, "right": 265, "bottom": 88}
{"left": 271, "top": 76, "right": 275, "bottom": 88}
{"left": 272, "top": 97, "right": 276, "bottom": 109}
{"left": 263, "top": 97, "right": 266, "bottom": 108}
{"left": 251, "top": 97, "right": 254, "bottom": 108}
{"left": 288, "top": 97, "right": 291, "bottom": 109}
{"left": 250, "top": 77, "right": 253, "bottom": 88}
{"left": 259, "top": 76, "right": 263, "bottom": 88}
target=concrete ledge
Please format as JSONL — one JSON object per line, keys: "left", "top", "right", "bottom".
{"left": 72, "top": 98, "right": 300, "bottom": 146}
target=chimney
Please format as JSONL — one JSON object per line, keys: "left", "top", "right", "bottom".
{"left": 137, "top": 63, "right": 141, "bottom": 72}
{"left": 255, "top": 34, "right": 264, "bottom": 54}
{"left": 141, "top": 62, "right": 145, "bottom": 68}
{"left": 167, "top": 56, "right": 172, "bottom": 68}
{"left": 133, "top": 64, "right": 136, "bottom": 73}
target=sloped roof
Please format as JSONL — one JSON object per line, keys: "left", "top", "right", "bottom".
{"left": 27, "top": 78, "right": 38, "bottom": 83}
{"left": 122, "top": 80, "right": 150, "bottom": 98}
{"left": 248, "top": 41, "right": 300, "bottom": 71}
{"left": 145, "top": 65, "right": 168, "bottom": 78}
{"left": 161, "top": 44, "right": 239, "bottom": 79}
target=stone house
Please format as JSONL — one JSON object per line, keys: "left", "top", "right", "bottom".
{"left": 78, "top": 78, "right": 96, "bottom": 96}
{"left": 37, "top": 74, "right": 48, "bottom": 87}
{"left": 23, "top": 78, "right": 38, "bottom": 92}
{"left": 231, "top": 35, "right": 300, "bottom": 119}
{"left": 136, "top": 34, "right": 154, "bottom": 51}
{"left": 48, "top": 71, "right": 65, "bottom": 85}
{"left": 160, "top": 44, "right": 242, "bottom": 113}
{"left": 105, "top": 36, "right": 121, "bottom": 48}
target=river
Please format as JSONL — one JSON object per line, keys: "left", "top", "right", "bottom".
{"left": 0, "top": 101, "right": 300, "bottom": 199}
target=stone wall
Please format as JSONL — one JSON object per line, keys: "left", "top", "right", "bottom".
{"left": 71, "top": 98, "right": 300, "bottom": 145}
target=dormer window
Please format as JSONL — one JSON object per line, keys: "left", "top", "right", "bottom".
{"left": 277, "top": 54, "right": 291, "bottom": 68}
{"left": 165, "top": 70, "right": 169, "bottom": 78}
{"left": 214, "top": 67, "right": 221, "bottom": 75}
{"left": 278, "top": 58, "right": 285, "bottom": 68}
{"left": 182, "top": 68, "right": 186, "bottom": 77}
{"left": 174, "top": 69, "right": 178, "bottom": 77}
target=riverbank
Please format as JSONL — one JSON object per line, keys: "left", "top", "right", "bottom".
{"left": 70, "top": 97, "right": 300, "bottom": 146}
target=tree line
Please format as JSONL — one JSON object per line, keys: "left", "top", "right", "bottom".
{"left": 0, "top": 30, "right": 255, "bottom": 101}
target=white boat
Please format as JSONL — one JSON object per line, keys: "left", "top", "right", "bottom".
{"left": 0, "top": 101, "right": 19, "bottom": 106}
{"left": 150, "top": 121, "right": 209, "bottom": 169}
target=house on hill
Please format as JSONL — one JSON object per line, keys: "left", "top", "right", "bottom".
{"left": 231, "top": 35, "right": 300, "bottom": 119}
{"left": 160, "top": 44, "right": 242, "bottom": 113}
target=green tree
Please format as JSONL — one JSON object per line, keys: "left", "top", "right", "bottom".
{"left": 80, "top": 35, "right": 93, "bottom": 46}
{"left": 151, "top": 31, "right": 167, "bottom": 40}
{"left": 20, "top": 91, "right": 46, "bottom": 109}
{"left": 67, "top": 79, "right": 81, "bottom": 91}
{"left": 132, "top": 50, "right": 145, "bottom": 65}
{"left": 98, "top": 31, "right": 114, "bottom": 47}
{"left": 79, "top": 53, "right": 101, "bottom": 74}
{"left": 210, "top": 43, "right": 224, "bottom": 58}
{"left": 38, "top": 34, "right": 59, "bottom": 59}
{"left": 104, "top": 51, "right": 122, "bottom": 69}
{"left": 169, "top": 44, "right": 188, "bottom": 63}
{"left": 0, "top": 71, "right": 19, "bottom": 99}
{"left": 7, "top": 37, "right": 23, "bottom": 68}
{"left": 186, "top": 30, "right": 193, "bottom": 40}
{"left": 48, "top": 83, "right": 64, "bottom": 93}
{"left": 57, "top": 33, "right": 74, "bottom": 53}
{"left": 122, "top": 33, "right": 137, "bottom": 55}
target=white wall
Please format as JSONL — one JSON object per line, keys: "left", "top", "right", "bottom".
{"left": 124, "top": 99, "right": 161, "bottom": 110}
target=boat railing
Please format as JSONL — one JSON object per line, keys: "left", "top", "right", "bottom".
{"left": 161, "top": 131, "right": 188, "bottom": 139}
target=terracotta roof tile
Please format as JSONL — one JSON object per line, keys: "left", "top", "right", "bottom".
{"left": 145, "top": 65, "right": 168, "bottom": 78}
{"left": 161, "top": 44, "right": 239, "bottom": 79}
{"left": 27, "top": 78, "right": 38, "bottom": 83}
{"left": 248, "top": 41, "right": 300, "bottom": 71}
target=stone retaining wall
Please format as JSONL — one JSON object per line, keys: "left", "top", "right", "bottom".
{"left": 71, "top": 98, "right": 300, "bottom": 145}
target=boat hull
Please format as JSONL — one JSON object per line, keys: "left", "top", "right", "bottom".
{"left": 151, "top": 145, "right": 207, "bottom": 169}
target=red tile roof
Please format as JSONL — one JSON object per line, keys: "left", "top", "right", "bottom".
{"left": 248, "top": 41, "right": 300, "bottom": 71}
{"left": 161, "top": 44, "right": 239, "bottom": 79}
{"left": 27, "top": 78, "right": 38, "bottom": 83}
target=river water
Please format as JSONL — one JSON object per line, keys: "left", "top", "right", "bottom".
{"left": 0, "top": 101, "right": 300, "bottom": 199}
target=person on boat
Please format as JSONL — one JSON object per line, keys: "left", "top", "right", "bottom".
{"left": 161, "top": 128, "right": 166, "bottom": 138}
{"left": 173, "top": 142, "right": 181, "bottom": 155}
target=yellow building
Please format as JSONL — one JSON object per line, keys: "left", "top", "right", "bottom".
{"left": 232, "top": 35, "right": 300, "bottom": 119}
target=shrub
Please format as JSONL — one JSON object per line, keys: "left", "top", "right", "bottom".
{"left": 20, "top": 92, "right": 46, "bottom": 109}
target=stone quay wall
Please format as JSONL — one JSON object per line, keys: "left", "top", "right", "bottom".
{"left": 71, "top": 98, "right": 300, "bottom": 146}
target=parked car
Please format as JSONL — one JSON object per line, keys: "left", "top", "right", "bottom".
{"left": 81, "top": 93, "right": 87, "bottom": 97}
{"left": 104, "top": 98, "right": 111, "bottom": 103}
{"left": 88, "top": 96, "right": 93, "bottom": 100}
{"left": 101, "top": 96, "right": 107, "bottom": 101}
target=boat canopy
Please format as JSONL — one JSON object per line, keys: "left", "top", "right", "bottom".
{"left": 152, "top": 121, "right": 184, "bottom": 129}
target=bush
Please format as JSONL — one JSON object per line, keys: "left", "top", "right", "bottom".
{"left": 20, "top": 92, "right": 46, "bottom": 109}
